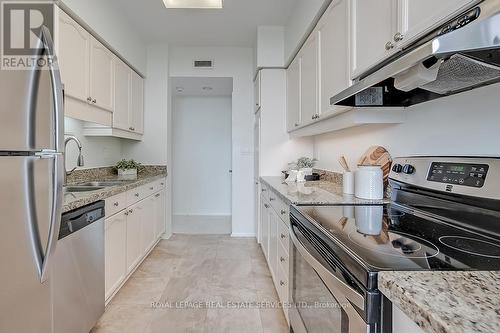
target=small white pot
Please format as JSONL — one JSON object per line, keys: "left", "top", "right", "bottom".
{"left": 355, "top": 166, "right": 383, "bottom": 200}
{"left": 118, "top": 168, "right": 137, "bottom": 180}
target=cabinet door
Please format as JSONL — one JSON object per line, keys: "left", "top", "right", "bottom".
{"left": 130, "top": 72, "right": 144, "bottom": 134}
{"left": 261, "top": 198, "right": 270, "bottom": 260}
{"left": 113, "top": 59, "right": 131, "bottom": 131}
{"left": 286, "top": 56, "right": 301, "bottom": 131}
{"left": 318, "top": 0, "right": 352, "bottom": 117}
{"left": 90, "top": 37, "right": 114, "bottom": 112}
{"left": 57, "top": 10, "right": 90, "bottom": 103}
{"left": 351, "top": 0, "right": 398, "bottom": 79}
{"left": 155, "top": 190, "right": 166, "bottom": 239}
{"left": 269, "top": 209, "right": 278, "bottom": 281}
{"left": 254, "top": 71, "right": 261, "bottom": 113}
{"left": 105, "top": 212, "right": 127, "bottom": 300}
{"left": 398, "top": 0, "right": 474, "bottom": 46}
{"left": 300, "top": 33, "right": 319, "bottom": 126}
{"left": 126, "top": 202, "right": 142, "bottom": 273}
{"left": 140, "top": 196, "right": 156, "bottom": 254}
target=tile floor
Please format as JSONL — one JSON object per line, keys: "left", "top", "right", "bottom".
{"left": 91, "top": 235, "right": 289, "bottom": 333}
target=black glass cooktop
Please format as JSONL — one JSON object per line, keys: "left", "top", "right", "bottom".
{"left": 292, "top": 204, "right": 500, "bottom": 289}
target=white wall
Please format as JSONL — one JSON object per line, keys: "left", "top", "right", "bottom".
{"left": 313, "top": 84, "right": 500, "bottom": 172}
{"left": 64, "top": 117, "right": 123, "bottom": 169}
{"left": 60, "top": 0, "right": 147, "bottom": 74}
{"left": 172, "top": 96, "right": 232, "bottom": 216}
{"left": 169, "top": 46, "right": 255, "bottom": 237}
{"left": 257, "top": 26, "right": 285, "bottom": 68}
{"left": 284, "top": 0, "right": 330, "bottom": 64}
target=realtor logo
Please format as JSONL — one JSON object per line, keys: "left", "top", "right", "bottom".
{"left": 1, "top": 1, "right": 56, "bottom": 70}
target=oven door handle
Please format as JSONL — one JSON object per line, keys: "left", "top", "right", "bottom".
{"left": 290, "top": 228, "right": 366, "bottom": 310}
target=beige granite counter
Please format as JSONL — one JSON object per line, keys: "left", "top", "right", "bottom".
{"left": 63, "top": 166, "right": 167, "bottom": 213}
{"left": 379, "top": 271, "right": 500, "bottom": 333}
{"left": 260, "top": 176, "right": 387, "bottom": 205}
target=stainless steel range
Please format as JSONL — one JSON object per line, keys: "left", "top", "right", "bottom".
{"left": 289, "top": 157, "right": 500, "bottom": 333}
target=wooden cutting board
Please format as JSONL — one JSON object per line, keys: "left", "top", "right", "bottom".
{"left": 358, "top": 146, "right": 392, "bottom": 184}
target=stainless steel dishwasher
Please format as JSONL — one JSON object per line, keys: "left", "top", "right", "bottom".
{"left": 52, "top": 201, "right": 105, "bottom": 333}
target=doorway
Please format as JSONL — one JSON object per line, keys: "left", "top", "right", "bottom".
{"left": 171, "top": 77, "right": 233, "bottom": 234}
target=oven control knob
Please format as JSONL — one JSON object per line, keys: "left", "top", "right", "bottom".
{"left": 392, "top": 164, "right": 403, "bottom": 173}
{"left": 402, "top": 164, "right": 415, "bottom": 174}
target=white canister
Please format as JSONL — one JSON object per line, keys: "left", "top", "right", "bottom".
{"left": 342, "top": 172, "right": 355, "bottom": 195}
{"left": 355, "top": 166, "right": 384, "bottom": 200}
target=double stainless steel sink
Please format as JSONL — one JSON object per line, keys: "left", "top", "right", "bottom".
{"left": 64, "top": 180, "right": 133, "bottom": 193}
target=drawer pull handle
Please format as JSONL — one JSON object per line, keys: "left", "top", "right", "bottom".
{"left": 113, "top": 202, "right": 119, "bottom": 207}
{"left": 155, "top": 193, "right": 160, "bottom": 197}
{"left": 280, "top": 209, "right": 286, "bottom": 215}
{"left": 264, "top": 204, "right": 270, "bottom": 209}
{"left": 280, "top": 257, "right": 286, "bottom": 263}
{"left": 280, "top": 233, "right": 286, "bottom": 239}
{"left": 280, "top": 280, "right": 286, "bottom": 286}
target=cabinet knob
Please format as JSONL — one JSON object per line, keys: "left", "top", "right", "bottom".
{"left": 385, "top": 41, "right": 395, "bottom": 50}
{"left": 280, "top": 209, "right": 286, "bottom": 215}
{"left": 128, "top": 209, "right": 133, "bottom": 213}
{"left": 150, "top": 187, "right": 154, "bottom": 190}
{"left": 86, "top": 97, "right": 92, "bottom": 102}
{"left": 135, "top": 193, "right": 139, "bottom": 197}
{"left": 155, "top": 193, "right": 160, "bottom": 197}
{"left": 92, "top": 99, "right": 96, "bottom": 104}
{"left": 264, "top": 204, "right": 270, "bottom": 209}
{"left": 280, "top": 257, "right": 286, "bottom": 263}
{"left": 280, "top": 233, "right": 287, "bottom": 239}
{"left": 294, "top": 123, "right": 299, "bottom": 127}
{"left": 394, "top": 32, "right": 404, "bottom": 42}
{"left": 261, "top": 188, "right": 266, "bottom": 192}
{"left": 124, "top": 211, "right": 129, "bottom": 216}
{"left": 269, "top": 197, "right": 275, "bottom": 201}
{"left": 280, "top": 280, "right": 286, "bottom": 286}
{"left": 113, "top": 202, "right": 119, "bottom": 206}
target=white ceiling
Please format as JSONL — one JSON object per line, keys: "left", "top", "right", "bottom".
{"left": 171, "top": 77, "right": 233, "bottom": 96}
{"left": 108, "top": 0, "right": 296, "bottom": 46}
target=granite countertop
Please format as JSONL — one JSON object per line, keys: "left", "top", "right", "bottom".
{"left": 379, "top": 271, "right": 500, "bottom": 333}
{"left": 260, "top": 176, "right": 387, "bottom": 205}
{"left": 63, "top": 166, "right": 167, "bottom": 213}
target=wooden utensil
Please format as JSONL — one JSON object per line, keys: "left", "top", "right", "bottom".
{"left": 358, "top": 146, "right": 392, "bottom": 185}
{"left": 339, "top": 155, "right": 350, "bottom": 172}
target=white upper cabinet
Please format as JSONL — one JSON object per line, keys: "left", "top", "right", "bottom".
{"left": 90, "top": 37, "right": 115, "bottom": 112}
{"left": 57, "top": 10, "right": 90, "bottom": 104}
{"left": 318, "top": 0, "right": 351, "bottom": 118}
{"left": 113, "top": 59, "right": 131, "bottom": 131}
{"left": 300, "top": 33, "right": 319, "bottom": 126}
{"left": 398, "top": 0, "right": 474, "bottom": 47}
{"left": 351, "top": 0, "right": 398, "bottom": 79}
{"left": 130, "top": 71, "right": 144, "bottom": 134}
{"left": 254, "top": 71, "right": 261, "bottom": 113}
{"left": 286, "top": 56, "right": 301, "bottom": 131}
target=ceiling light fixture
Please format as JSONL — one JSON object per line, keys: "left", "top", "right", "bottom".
{"left": 163, "top": 0, "right": 223, "bottom": 9}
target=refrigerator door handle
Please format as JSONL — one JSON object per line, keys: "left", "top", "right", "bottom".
{"left": 39, "top": 26, "right": 65, "bottom": 153}
{"left": 35, "top": 153, "right": 64, "bottom": 283}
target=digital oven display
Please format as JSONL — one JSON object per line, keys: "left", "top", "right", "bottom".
{"left": 427, "top": 162, "right": 489, "bottom": 188}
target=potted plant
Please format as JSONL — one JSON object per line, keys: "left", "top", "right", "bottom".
{"left": 114, "top": 159, "right": 142, "bottom": 180}
{"left": 293, "top": 157, "right": 317, "bottom": 176}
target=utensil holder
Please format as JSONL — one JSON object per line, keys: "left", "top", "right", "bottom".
{"left": 343, "top": 172, "right": 355, "bottom": 195}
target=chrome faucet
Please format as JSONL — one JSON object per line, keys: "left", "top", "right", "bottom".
{"left": 64, "top": 135, "right": 84, "bottom": 183}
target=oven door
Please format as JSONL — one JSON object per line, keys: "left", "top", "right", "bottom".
{"left": 289, "top": 221, "right": 371, "bottom": 333}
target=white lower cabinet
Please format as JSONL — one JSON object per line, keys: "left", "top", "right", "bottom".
{"left": 104, "top": 178, "right": 167, "bottom": 303}
{"left": 104, "top": 211, "right": 127, "bottom": 301}
{"left": 260, "top": 186, "right": 290, "bottom": 325}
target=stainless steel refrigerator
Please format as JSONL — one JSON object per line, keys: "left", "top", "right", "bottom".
{"left": 0, "top": 27, "right": 64, "bottom": 333}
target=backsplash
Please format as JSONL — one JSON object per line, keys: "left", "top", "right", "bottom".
{"left": 314, "top": 168, "right": 343, "bottom": 186}
{"left": 67, "top": 165, "right": 168, "bottom": 184}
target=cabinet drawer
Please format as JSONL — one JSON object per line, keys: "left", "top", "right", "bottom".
{"left": 105, "top": 192, "right": 127, "bottom": 217}
{"left": 276, "top": 200, "right": 289, "bottom": 225}
{"left": 278, "top": 219, "right": 289, "bottom": 254}
{"left": 127, "top": 185, "right": 147, "bottom": 204}
{"left": 277, "top": 240, "right": 289, "bottom": 278}
{"left": 268, "top": 190, "right": 281, "bottom": 213}
{"left": 276, "top": 263, "right": 289, "bottom": 306}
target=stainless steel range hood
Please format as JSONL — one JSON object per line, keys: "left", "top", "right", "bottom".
{"left": 331, "top": 0, "right": 500, "bottom": 108}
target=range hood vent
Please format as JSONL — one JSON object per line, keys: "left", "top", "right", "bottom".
{"left": 331, "top": 1, "right": 500, "bottom": 108}
{"left": 193, "top": 60, "right": 214, "bottom": 69}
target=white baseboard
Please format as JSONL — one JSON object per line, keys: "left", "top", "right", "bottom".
{"left": 230, "top": 233, "right": 256, "bottom": 238}
{"left": 173, "top": 214, "right": 232, "bottom": 234}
